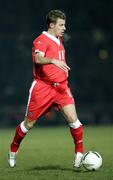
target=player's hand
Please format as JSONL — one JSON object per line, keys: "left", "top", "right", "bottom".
{"left": 51, "top": 59, "right": 70, "bottom": 72}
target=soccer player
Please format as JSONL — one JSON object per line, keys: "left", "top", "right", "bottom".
{"left": 8, "top": 9, "right": 84, "bottom": 169}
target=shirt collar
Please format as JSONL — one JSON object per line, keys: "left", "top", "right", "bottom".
{"left": 42, "top": 31, "right": 60, "bottom": 46}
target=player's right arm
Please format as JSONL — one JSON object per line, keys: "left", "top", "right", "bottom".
{"left": 35, "top": 53, "right": 70, "bottom": 72}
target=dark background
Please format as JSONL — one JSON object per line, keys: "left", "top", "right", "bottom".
{"left": 0, "top": 0, "right": 113, "bottom": 127}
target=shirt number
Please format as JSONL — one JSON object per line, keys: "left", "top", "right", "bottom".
{"left": 58, "top": 50, "right": 64, "bottom": 60}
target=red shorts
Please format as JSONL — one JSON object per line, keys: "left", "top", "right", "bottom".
{"left": 25, "top": 79, "right": 74, "bottom": 120}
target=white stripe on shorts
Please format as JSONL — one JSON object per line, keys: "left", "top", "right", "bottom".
{"left": 66, "top": 89, "right": 72, "bottom": 98}
{"left": 25, "top": 80, "right": 37, "bottom": 116}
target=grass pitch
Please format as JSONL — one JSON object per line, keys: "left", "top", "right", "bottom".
{"left": 0, "top": 125, "right": 112, "bottom": 180}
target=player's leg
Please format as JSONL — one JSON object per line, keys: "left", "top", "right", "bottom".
{"left": 9, "top": 117, "right": 36, "bottom": 152}
{"left": 8, "top": 117, "right": 36, "bottom": 167}
{"left": 8, "top": 80, "right": 54, "bottom": 167}
{"left": 8, "top": 80, "right": 38, "bottom": 167}
{"left": 61, "top": 104, "right": 84, "bottom": 168}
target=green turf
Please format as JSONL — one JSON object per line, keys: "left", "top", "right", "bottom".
{"left": 0, "top": 126, "right": 113, "bottom": 180}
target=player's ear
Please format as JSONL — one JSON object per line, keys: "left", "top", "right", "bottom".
{"left": 50, "top": 23, "right": 55, "bottom": 29}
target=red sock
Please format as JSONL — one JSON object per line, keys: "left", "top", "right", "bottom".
{"left": 70, "top": 125, "right": 84, "bottom": 153}
{"left": 10, "top": 124, "right": 27, "bottom": 153}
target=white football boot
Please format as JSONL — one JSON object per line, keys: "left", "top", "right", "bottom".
{"left": 8, "top": 151, "right": 17, "bottom": 167}
{"left": 73, "top": 152, "right": 83, "bottom": 169}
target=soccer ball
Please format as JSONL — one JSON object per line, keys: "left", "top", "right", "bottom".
{"left": 82, "top": 151, "right": 102, "bottom": 171}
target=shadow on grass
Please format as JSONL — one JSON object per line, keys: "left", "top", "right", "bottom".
{"left": 7, "top": 165, "right": 90, "bottom": 174}
{"left": 31, "top": 165, "right": 72, "bottom": 171}
{"left": 30, "top": 165, "right": 87, "bottom": 173}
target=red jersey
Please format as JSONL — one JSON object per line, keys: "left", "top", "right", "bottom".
{"left": 32, "top": 31, "right": 67, "bottom": 83}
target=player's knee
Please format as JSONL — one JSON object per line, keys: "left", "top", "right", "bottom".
{"left": 24, "top": 117, "right": 36, "bottom": 130}
{"left": 26, "top": 122, "right": 34, "bottom": 129}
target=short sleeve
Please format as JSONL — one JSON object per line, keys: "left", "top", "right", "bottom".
{"left": 32, "top": 37, "right": 47, "bottom": 57}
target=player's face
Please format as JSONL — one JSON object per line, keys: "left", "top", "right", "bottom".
{"left": 52, "top": 18, "right": 66, "bottom": 37}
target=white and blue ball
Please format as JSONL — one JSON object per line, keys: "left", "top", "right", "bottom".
{"left": 82, "top": 151, "right": 102, "bottom": 171}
